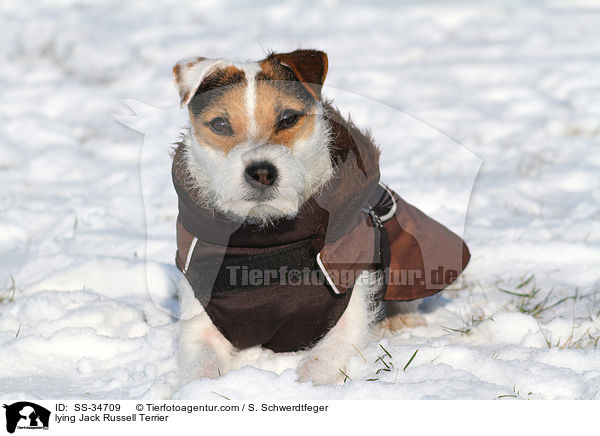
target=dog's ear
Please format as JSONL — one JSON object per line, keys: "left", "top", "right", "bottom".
{"left": 272, "top": 49, "right": 328, "bottom": 99}
{"left": 172, "top": 57, "right": 226, "bottom": 107}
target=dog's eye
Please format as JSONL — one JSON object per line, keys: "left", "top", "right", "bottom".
{"left": 276, "top": 109, "right": 302, "bottom": 131}
{"left": 207, "top": 117, "right": 233, "bottom": 136}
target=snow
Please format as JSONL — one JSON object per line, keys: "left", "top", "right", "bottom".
{"left": 1, "top": 0, "right": 599, "bottom": 400}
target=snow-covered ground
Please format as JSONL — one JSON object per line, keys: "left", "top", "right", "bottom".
{"left": 1, "top": 0, "right": 599, "bottom": 400}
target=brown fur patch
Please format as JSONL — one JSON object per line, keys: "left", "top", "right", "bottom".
{"left": 258, "top": 58, "right": 293, "bottom": 81}
{"left": 271, "top": 50, "right": 328, "bottom": 99}
{"left": 187, "top": 65, "right": 249, "bottom": 153}
{"left": 258, "top": 58, "right": 315, "bottom": 104}
{"left": 253, "top": 81, "right": 316, "bottom": 148}
{"left": 189, "top": 83, "right": 248, "bottom": 154}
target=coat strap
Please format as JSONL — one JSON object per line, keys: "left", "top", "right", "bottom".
{"left": 183, "top": 236, "right": 198, "bottom": 274}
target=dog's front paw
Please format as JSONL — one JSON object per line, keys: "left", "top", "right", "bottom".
{"left": 177, "top": 312, "right": 236, "bottom": 386}
{"left": 374, "top": 312, "right": 427, "bottom": 339}
{"left": 178, "top": 349, "right": 225, "bottom": 385}
{"left": 296, "top": 355, "right": 347, "bottom": 386}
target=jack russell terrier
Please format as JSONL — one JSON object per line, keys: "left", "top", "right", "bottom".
{"left": 171, "top": 49, "right": 470, "bottom": 385}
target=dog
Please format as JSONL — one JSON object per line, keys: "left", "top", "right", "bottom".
{"left": 171, "top": 49, "right": 470, "bottom": 385}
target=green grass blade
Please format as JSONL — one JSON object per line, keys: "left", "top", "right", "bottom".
{"left": 403, "top": 349, "right": 419, "bottom": 371}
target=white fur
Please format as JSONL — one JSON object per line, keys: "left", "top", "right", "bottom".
{"left": 185, "top": 135, "right": 308, "bottom": 221}
{"left": 178, "top": 311, "right": 236, "bottom": 384}
{"left": 239, "top": 62, "right": 260, "bottom": 138}
{"left": 173, "top": 57, "right": 227, "bottom": 106}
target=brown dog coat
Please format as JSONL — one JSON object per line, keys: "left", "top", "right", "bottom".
{"left": 173, "top": 104, "right": 470, "bottom": 352}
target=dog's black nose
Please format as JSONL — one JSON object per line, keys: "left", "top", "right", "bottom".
{"left": 244, "top": 162, "right": 278, "bottom": 188}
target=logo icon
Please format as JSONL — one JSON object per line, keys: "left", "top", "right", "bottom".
{"left": 3, "top": 402, "right": 50, "bottom": 434}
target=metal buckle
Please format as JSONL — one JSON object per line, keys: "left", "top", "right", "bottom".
{"left": 362, "top": 206, "right": 384, "bottom": 229}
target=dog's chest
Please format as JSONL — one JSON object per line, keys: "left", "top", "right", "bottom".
{"left": 180, "top": 228, "right": 354, "bottom": 352}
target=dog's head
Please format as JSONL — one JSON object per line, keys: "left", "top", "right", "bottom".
{"left": 173, "top": 49, "right": 333, "bottom": 223}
